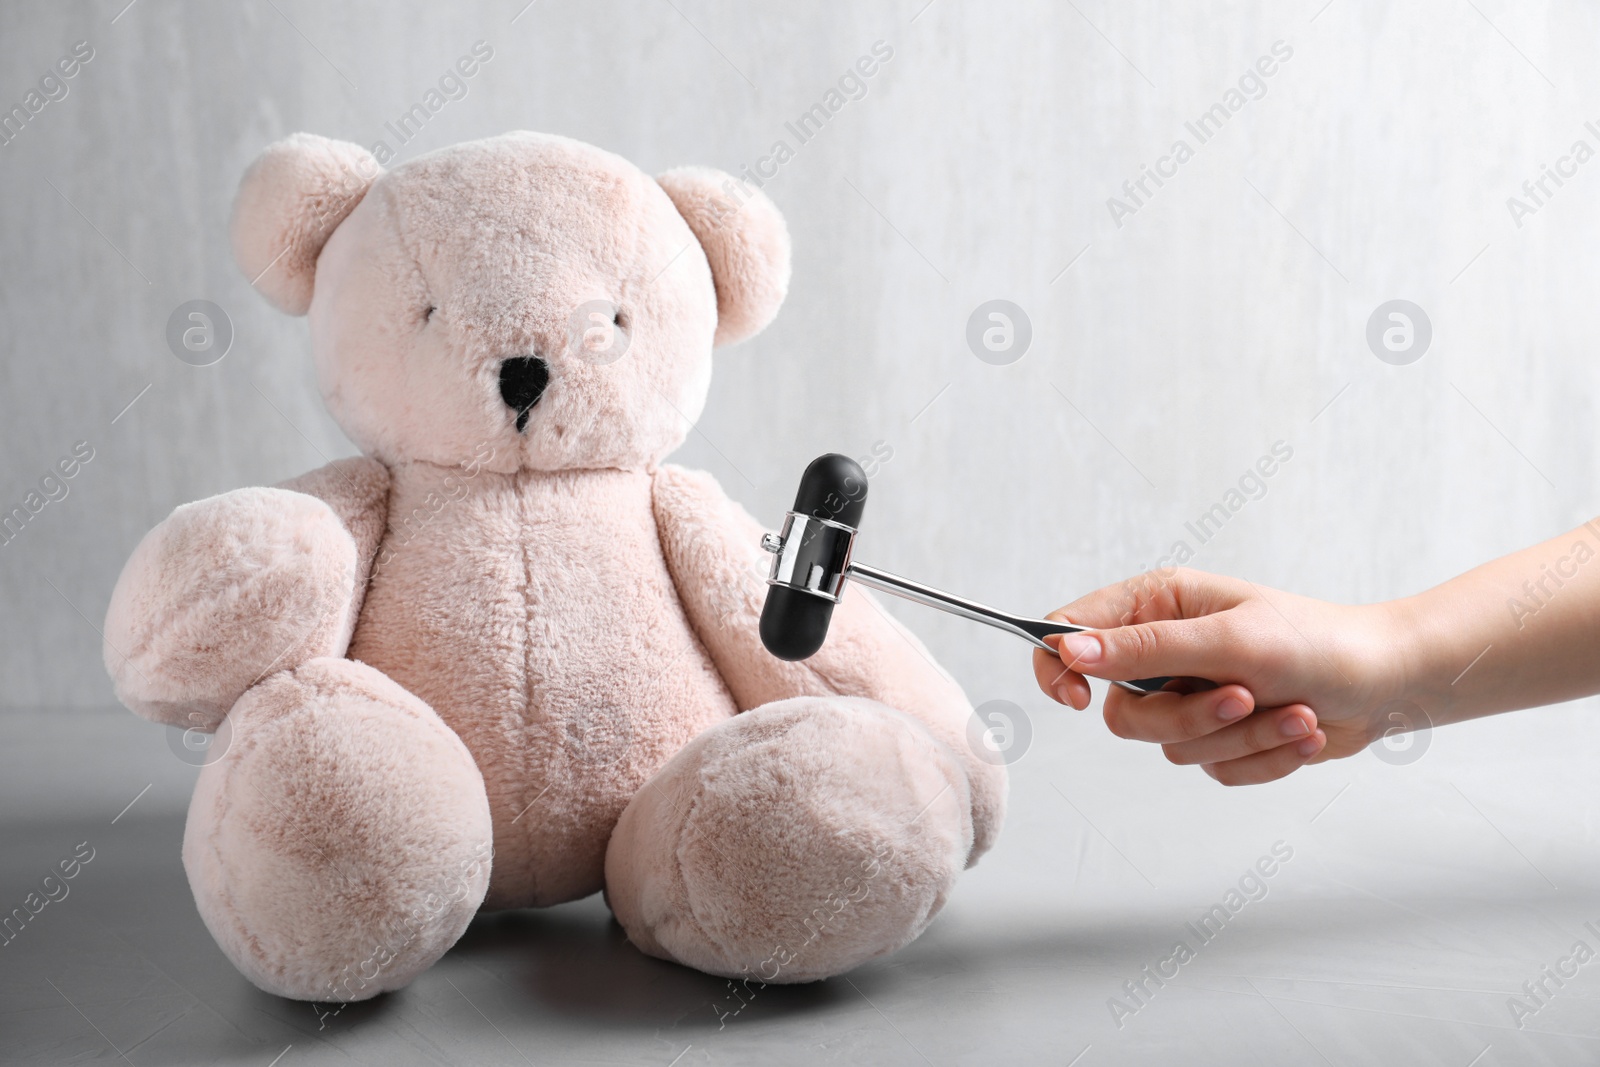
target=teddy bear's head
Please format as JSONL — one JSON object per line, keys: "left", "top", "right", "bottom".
{"left": 231, "top": 131, "right": 790, "bottom": 473}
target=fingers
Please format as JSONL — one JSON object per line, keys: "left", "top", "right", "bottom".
{"left": 1159, "top": 704, "right": 1319, "bottom": 767}
{"left": 1053, "top": 614, "right": 1244, "bottom": 685}
{"left": 1033, "top": 646, "right": 1091, "bottom": 709}
{"left": 1037, "top": 567, "right": 1256, "bottom": 693}
{"left": 1201, "top": 727, "right": 1327, "bottom": 786}
{"left": 1099, "top": 683, "right": 1255, "bottom": 744}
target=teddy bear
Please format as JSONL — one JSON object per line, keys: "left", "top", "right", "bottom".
{"left": 102, "top": 130, "right": 1006, "bottom": 1001}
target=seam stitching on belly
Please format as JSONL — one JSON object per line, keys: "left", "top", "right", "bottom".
{"left": 519, "top": 471, "right": 541, "bottom": 903}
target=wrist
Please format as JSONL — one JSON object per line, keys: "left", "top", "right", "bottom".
{"left": 1370, "top": 590, "right": 1457, "bottom": 724}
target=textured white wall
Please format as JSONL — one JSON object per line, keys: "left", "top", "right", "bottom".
{"left": 3, "top": 0, "right": 1597, "bottom": 731}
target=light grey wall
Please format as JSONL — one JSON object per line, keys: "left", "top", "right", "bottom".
{"left": 3, "top": 0, "right": 1598, "bottom": 739}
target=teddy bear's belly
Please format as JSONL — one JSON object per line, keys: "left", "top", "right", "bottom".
{"left": 347, "top": 462, "right": 738, "bottom": 908}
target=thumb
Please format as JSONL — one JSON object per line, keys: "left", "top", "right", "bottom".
{"left": 1053, "top": 616, "right": 1237, "bottom": 684}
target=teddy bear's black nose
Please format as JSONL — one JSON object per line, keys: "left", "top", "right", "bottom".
{"left": 499, "top": 356, "right": 549, "bottom": 432}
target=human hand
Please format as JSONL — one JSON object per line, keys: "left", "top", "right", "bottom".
{"left": 1032, "top": 568, "right": 1408, "bottom": 784}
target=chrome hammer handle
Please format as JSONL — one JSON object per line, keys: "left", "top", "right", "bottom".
{"left": 846, "top": 562, "right": 1173, "bottom": 695}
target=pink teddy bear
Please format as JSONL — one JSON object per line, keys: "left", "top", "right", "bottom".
{"left": 103, "top": 131, "right": 1004, "bottom": 1000}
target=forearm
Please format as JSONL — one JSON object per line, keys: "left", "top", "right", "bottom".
{"left": 1391, "top": 518, "right": 1600, "bottom": 724}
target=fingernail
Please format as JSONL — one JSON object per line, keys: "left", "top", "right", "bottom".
{"left": 1296, "top": 736, "right": 1321, "bottom": 757}
{"left": 1053, "top": 682, "right": 1074, "bottom": 706}
{"left": 1280, "top": 716, "right": 1311, "bottom": 739}
{"left": 1216, "top": 697, "right": 1249, "bottom": 722}
{"left": 1059, "top": 633, "right": 1101, "bottom": 666}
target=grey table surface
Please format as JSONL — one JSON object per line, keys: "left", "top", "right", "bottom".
{"left": 3, "top": 704, "right": 1598, "bottom": 1066}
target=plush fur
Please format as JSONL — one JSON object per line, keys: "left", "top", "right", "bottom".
{"left": 103, "top": 131, "right": 1004, "bottom": 1000}
{"left": 231, "top": 133, "right": 379, "bottom": 316}
{"left": 184, "top": 657, "right": 492, "bottom": 999}
{"left": 656, "top": 167, "right": 791, "bottom": 346}
{"left": 104, "top": 487, "right": 360, "bottom": 729}
{"left": 605, "top": 696, "right": 973, "bottom": 982}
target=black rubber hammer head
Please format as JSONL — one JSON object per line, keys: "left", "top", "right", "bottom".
{"left": 758, "top": 454, "right": 868, "bottom": 661}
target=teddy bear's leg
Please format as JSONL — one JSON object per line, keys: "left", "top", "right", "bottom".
{"left": 604, "top": 696, "right": 974, "bottom": 983}
{"left": 183, "top": 657, "right": 493, "bottom": 1002}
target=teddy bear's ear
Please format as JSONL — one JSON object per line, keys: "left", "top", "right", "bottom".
{"left": 231, "top": 133, "right": 381, "bottom": 316}
{"left": 657, "top": 167, "right": 792, "bottom": 347}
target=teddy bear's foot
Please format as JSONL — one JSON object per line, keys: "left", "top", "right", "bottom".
{"left": 605, "top": 696, "right": 974, "bottom": 983}
{"left": 183, "top": 658, "right": 494, "bottom": 1001}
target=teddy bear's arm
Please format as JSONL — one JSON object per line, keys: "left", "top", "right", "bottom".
{"left": 651, "top": 464, "right": 1005, "bottom": 860}
{"left": 103, "top": 457, "right": 390, "bottom": 732}
{"left": 274, "top": 457, "right": 391, "bottom": 584}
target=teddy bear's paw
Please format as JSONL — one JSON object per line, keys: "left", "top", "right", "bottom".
{"left": 605, "top": 696, "right": 973, "bottom": 983}
{"left": 104, "top": 487, "right": 362, "bottom": 730}
{"left": 183, "top": 657, "right": 493, "bottom": 1001}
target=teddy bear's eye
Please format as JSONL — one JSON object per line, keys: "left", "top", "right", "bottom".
{"left": 423, "top": 305, "right": 437, "bottom": 323}
{"left": 614, "top": 307, "right": 629, "bottom": 330}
